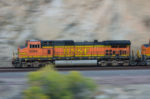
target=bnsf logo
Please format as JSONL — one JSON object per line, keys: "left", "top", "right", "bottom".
{"left": 64, "top": 48, "right": 90, "bottom": 55}
{"left": 29, "top": 50, "right": 37, "bottom": 53}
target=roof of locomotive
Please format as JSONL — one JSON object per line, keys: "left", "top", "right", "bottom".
{"left": 102, "top": 40, "right": 131, "bottom": 45}
{"left": 39, "top": 40, "right": 131, "bottom": 46}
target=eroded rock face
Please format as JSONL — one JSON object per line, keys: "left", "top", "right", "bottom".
{"left": 0, "top": 0, "right": 52, "bottom": 66}
{"left": 0, "top": 0, "right": 150, "bottom": 66}
{"left": 35, "top": 0, "right": 150, "bottom": 43}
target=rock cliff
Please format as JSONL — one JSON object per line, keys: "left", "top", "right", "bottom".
{"left": 0, "top": 0, "right": 150, "bottom": 66}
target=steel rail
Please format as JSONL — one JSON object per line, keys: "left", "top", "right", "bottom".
{"left": 0, "top": 66, "right": 150, "bottom": 72}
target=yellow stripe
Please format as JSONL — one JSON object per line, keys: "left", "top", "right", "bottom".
{"left": 54, "top": 55, "right": 105, "bottom": 57}
{"left": 54, "top": 46, "right": 65, "bottom": 48}
{"left": 20, "top": 54, "right": 129, "bottom": 58}
{"left": 94, "top": 45, "right": 111, "bottom": 47}
{"left": 42, "top": 46, "right": 53, "bottom": 48}
{"left": 54, "top": 45, "right": 112, "bottom": 48}
{"left": 20, "top": 56, "right": 52, "bottom": 58}
{"left": 75, "top": 46, "right": 93, "bottom": 47}
{"left": 145, "top": 54, "right": 150, "bottom": 56}
{"left": 42, "top": 45, "right": 129, "bottom": 48}
{"left": 19, "top": 53, "right": 26, "bottom": 55}
{"left": 54, "top": 46, "right": 75, "bottom": 48}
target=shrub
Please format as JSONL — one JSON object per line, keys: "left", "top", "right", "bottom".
{"left": 24, "top": 65, "right": 97, "bottom": 99}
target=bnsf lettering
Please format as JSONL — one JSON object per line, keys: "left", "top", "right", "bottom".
{"left": 29, "top": 50, "right": 37, "bottom": 53}
{"left": 64, "top": 48, "right": 89, "bottom": 55}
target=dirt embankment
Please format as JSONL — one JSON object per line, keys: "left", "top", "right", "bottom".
{"left": 0, "top": 0, "right": 150, "bottom": 66}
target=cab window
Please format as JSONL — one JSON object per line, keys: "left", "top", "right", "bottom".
{"left": 30, "top": 44, "right": 40, "bottom": 48}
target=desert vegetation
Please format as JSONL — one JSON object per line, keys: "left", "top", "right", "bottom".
{"left": 24, "top": 65, "right": 97, "bottom": 99}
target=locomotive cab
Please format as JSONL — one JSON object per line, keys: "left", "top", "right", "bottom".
{"left": 13, "top": 40, "right": 44, "bottom": 67}
{"left": 18, "top": 40, "right": 41, "bottom": 59}
{"left": 12, "top": 40, "right": 30, "bottom": 67}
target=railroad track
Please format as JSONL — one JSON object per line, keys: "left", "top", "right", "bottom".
{"left": 0, "top": 67, "right": 39, "bottom": 72}
{"left": 0, "top": 66, "right": 150, "bottom": 72}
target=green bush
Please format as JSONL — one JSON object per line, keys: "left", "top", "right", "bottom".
{"left": 24, "top": 65, "right": 97, "bottom": 99}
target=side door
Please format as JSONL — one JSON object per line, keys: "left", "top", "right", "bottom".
{"left": 47, "top": 48, "right": 53, "bottom": 58}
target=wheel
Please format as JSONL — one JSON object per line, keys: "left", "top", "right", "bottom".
{"left": 100, "top": 61, "right": 107, "bottom": 66}
{"left": 14, "top": 63, "right": 22, "bottom": 68}
{"left": 112, "top": 61, "right": 118, "bottom": 66}
{"left": 33, "top": 62, "right": 40, "bottom": 68}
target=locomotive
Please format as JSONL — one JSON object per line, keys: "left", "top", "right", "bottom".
{"left": 12, "top": 40, "right": 131, "bottom": 67}
{"left": 140, "top": 42, "right": 150, "bottom": 65}
{"left": 12, "top": 39, "right": 150, "bottom": 67}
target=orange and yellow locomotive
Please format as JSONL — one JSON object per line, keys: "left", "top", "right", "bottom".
{"left": 141, "top": 41, "right": 150, "bottom": 65}
{"left": 12, "top": 40, "right": 131, "bottom": 67}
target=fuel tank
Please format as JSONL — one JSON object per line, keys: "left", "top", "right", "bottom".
{"left": 55, "top": 60, "right": 97, "bottom": 66}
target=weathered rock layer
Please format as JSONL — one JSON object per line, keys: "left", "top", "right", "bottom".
{"left": 0, "top": 0, "right": 150, "bottom": 66}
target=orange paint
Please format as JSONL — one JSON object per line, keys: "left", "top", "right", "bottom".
{"left": 141, "top": 45, "right": 150, "bottom": 55}
{"left": 18, "top": 41, "right": 130, "bottom": 59}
